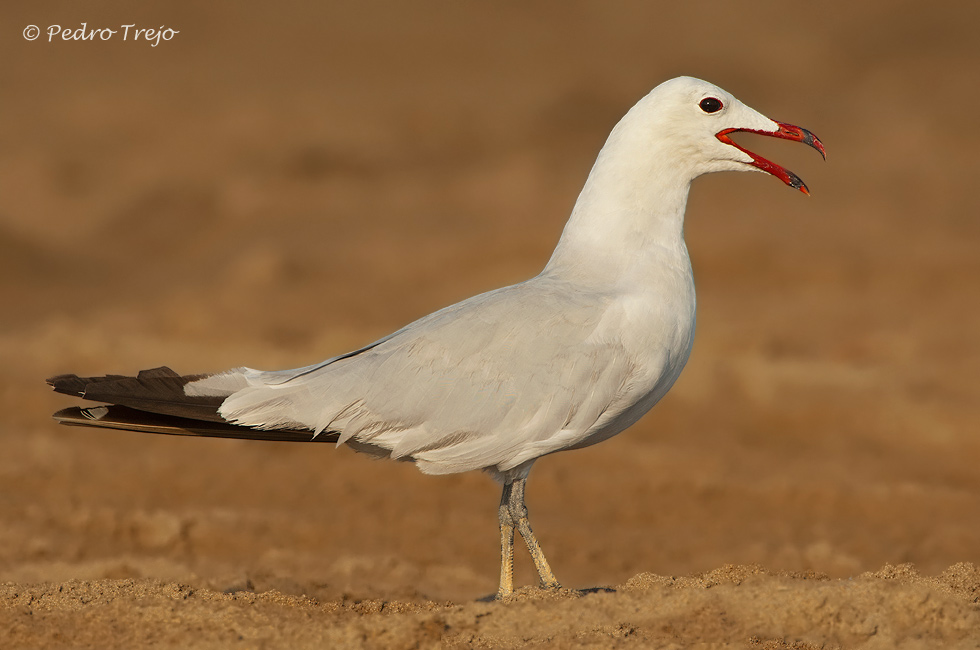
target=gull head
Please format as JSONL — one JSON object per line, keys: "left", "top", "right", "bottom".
{"left": 631, "top": 77, "right": 826, "bottom": 195}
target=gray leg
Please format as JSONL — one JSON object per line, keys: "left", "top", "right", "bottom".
{"left": 508, "top": 477, "right": 561, "bottom": 590}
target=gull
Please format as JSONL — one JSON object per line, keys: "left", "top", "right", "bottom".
{"left": 47, "top": 77, "right": 824, "bottom": 598}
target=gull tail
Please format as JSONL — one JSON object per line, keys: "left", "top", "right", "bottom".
{"left": 46, "top": 366, "right": 336, "bottom": 443}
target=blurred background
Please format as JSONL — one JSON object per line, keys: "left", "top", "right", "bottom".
{"left": 1, "top": 1, "right": 978, "bottom": 602}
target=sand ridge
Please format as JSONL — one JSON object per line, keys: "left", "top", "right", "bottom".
{"left": 3, "top": 564, "right": 979, "bottom": 648}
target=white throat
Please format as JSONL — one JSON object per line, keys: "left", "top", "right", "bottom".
{"left": 543, "top": 108, "right": 694, "bottom": 285}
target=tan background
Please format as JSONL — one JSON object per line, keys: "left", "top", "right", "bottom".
{"left": 1, "top": 1, "right": 979, "bottom": 647}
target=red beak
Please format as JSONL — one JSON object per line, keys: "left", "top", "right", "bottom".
{"left": 716, "top": 122, "right": 826, "bottom": 195}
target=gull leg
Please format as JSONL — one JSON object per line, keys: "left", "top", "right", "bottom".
{"left": 497, "top": 482, "right": 516, "bottom": 599}
{"left": 509, "top": 477, "right": 561, "bottom": 590}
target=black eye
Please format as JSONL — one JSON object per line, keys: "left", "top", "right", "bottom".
{"left": 699, "top": 97, "right": 723, "bottom": 113}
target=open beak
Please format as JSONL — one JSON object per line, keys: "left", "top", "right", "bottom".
{"left": 716, "top": 122, "right": 826, "bottom": 195}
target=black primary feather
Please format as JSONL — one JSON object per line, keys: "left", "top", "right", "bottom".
{"left": 52, "top": 405, "right": 332, "bottom": 442}
{"left": 47, "top": 366, "right": 331, "bottom": 442}
{"left": 47, "top": 366, "right": 225, "bottom": 422}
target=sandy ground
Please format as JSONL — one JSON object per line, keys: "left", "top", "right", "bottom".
{"left": 2, "top": 1, "right": 980, "bottom": 647}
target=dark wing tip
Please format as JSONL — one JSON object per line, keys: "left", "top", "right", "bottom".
{"left": 52, "top": 404, "right": 335, "bottom": 443}
{"left": 47, "top": 373, "right": 89, "bottom": 397}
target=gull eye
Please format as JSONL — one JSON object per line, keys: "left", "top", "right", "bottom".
{"left": 699, "top": 97, "right": 723, "bottom": 113}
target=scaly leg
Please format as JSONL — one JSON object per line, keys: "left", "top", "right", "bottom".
{"left": 497, "top": 482, "right": 516, "bottom": 598}
{"left": 509, "top": 477, "right": 561, "bottom": 590}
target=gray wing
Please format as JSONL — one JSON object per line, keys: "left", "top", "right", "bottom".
{"left": 191, "top": 277, "right": 641, "bottom": 475}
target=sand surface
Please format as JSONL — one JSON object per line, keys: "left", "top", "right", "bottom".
{"left": 2, "top": 1, "right": 980, "bottom": 647}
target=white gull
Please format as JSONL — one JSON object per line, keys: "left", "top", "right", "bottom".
{"left": 49, "top": 76, "right": 825, "bottom": 597}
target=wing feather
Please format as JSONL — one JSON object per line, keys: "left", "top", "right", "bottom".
{"left": 216, "top": 278, "right": 641, "bottom": 473}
